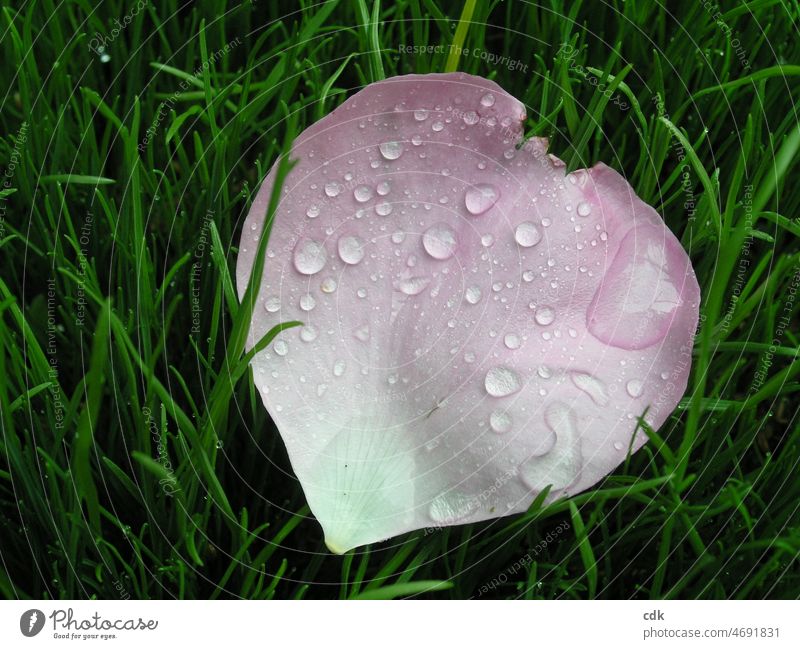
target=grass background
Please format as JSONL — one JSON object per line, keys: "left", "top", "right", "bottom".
{"left": 1, "top": 0, "right": 799, "bottom": 599}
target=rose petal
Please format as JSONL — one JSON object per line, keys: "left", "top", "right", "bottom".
{"left": 236, "top": 73, "right": 700, "bottom": 553}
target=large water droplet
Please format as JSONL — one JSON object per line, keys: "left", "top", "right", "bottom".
{"left": 515, "top": 221, "right": 542, "bottom": 247}
{"left": 577, "top": 201, "right": 592, "bottom": 217}
{"left": 519, "top": 402, "right": 581, "bottom": 492}
{"left": 306, "top": 205, "right": 320, "bottom": 218}
{"left": 299, "top": 294, "right": 316, "bottom": 311}
{"left": 490, "top": 409, "right": 512, "bottom": 433}
{"left": 485, "top": 366, "right": 521, "bottom": 397}
{"left": 429, "top": 491, "right": 477, "bottom": 524}
{"left": 324, "top": 182, "right": 341, "bottom": 197}
{"left": 299, "top": 325, "right": 318, "bottom": 342}
{"left": 375, "top": 201, "right": 393, "bottom": 216}
{"left": 465, "top": 285, "right": 482, "bottom": 304}
{"left": 379, "top": 141, "right": 404, "bottom": 160}
{"left": 293, "top": 238, "right": 327, "bottom": 275}
{"left": 321, "top": 277, "right": 338, "bottom": 293}
{"left": 395, "top": 276, "right": 430, "bottom": 296}
{"left": 354, "top": 185, "right": 373, "bottom": 202}
{"left": 414, "top": 109, "right": 429, "bottom": 121}
{"left": 626, "top": 379, "right": 643, "bottom": 398}
{"left": 480, "top": 92, "right": 496, "bottom": 107}
{"left": 570, "top": 371, "right": 609, "bottom": 406}
{"left": 534, "top": 306, "right": 555, "bottom": 326}
{"left": 422, "top": 223, "right": 457, "bottom": 260}
{"left": 264, "top": 296, "right": 281, "bottom": 313}
{"left": 465, "top": 184, "right": 500, "bottom": 215}
{"left": 504, "top": 333, "right": 520, "bottom": 349}
{"left": 337, "top": 235, "right": 366, "bottom": 265}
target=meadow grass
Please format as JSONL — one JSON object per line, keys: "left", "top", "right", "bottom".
{"left": 0, "top": 0, "right": 798, "bottom": 599}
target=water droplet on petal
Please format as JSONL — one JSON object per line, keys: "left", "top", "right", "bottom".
{"left": 465, "top": 285, "right": 482, "bottom": 304}
{"left": 299, "top": 294, "right": 316, "bottom": 311}
{"left": 626, "top": 379, "right": 643, "bottom": 398}
{"left": 465, "top": 184, "right": 500, "bottom": 215}
{"left": 515, "top": 221, "right": 542, "bottom": 247}
{"left": 264, "top": 296, "right": 281, "bottom": 313}
{"left": 354, "top": 185, "right": 373, "bottom": 202}
{"left": 306, "top": 205, "right": 320, "bottom": 218}
{"left": 577, "top": 201, "right": 592, "bottom": 217}
{"left": 570, "top": 371, "right": 609, "bottom": 406}
{"left": 333, "top": 359, "right": 346, "bottom": 377}
{"left": 432, "top": 120, "right": 444, "bottom": 132}
{"left": 354, "top": 324, "right": 370, "bottom": 342}
{"left": 463, "top": 110, "right": 479, "bottom": 125}
{"left": 375, "top": 201, "right": 393, "bottom": 216}
{"left": 395, "top": 276, "right": 430, "bottom": 296}
{"left": 273, "top": 340, "right": 288, "bottom": 356}
{"left": 324, "top": 182, "right": 341, "bottom": 197}
{"left": 422, "top": 223, "right": 457, "bottom": 260}
{"left": 480, "top": 92, "right": 496, "bottom": 107}
{"left": 299, "top": 325, "right": 318, "bottom": 342}
{"left": 376, "top": 180, "right": 391, "bottom": 195}
{"left": 379, "top": 141, "right": 404, "bottom": 160}
{"left": 504, "top": 333, "right": 520, "bottom": 349}
{"left": 293, "top": 238, "right": 327, "bottom": 275}
{"left": 490, "top": 409, "right": 512, "bottom": 433}
{"left": 321, "top": 277, "right": 338, "bottom": 293}
{"left": 429, "top": 491, "right": 476, "bottom": 524}
{"left": 337, "top": 235, "right": 366, "bottom": 265}
{"left": 534, "top": 305, "right": 555, "bottom": 326}
{"left": 485, "top": 366, "right": 521, "bottom": 397}
{"left": 414, "top": 109, "right": 429, "bottom": 121}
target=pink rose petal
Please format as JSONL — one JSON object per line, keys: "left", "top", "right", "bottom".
{"left": 236, "top": 73, "right": 700, "bottom": 553}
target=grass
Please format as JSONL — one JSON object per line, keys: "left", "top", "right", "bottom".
{"left": 0, "top": 0, "right": 798, "bottom": 599}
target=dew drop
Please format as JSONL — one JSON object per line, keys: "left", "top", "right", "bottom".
{"left": 354, "top": 324, "right": 370, "bottom": 342}
{"left": 462, "top": 110, "right": 479, "bottom": 125}
{"left": 429, "top": 491, "right": 476, "bottom": 524}
{"left": 485, "top": 366, "right": 521, "bottom": 398}
{"left": 376, "top": 180, "right": 391, "bottom": 196}
{"left": 379, "top": 141, "right": 404, "bottom": 160}
{"left": 375, "top": 201, "right": 393, "bottom": 216}
{"left": 490, "top": 409, "right": 513, "bottom": 434}
{"left": 324, "top": 182, "right": 341, "bottom": 197}
{"left": 306, "top": 205, "right": 320, "bottom": 218}
{"left": 432, "top": 120, "right": 444, "bottom": 132}
{"left": 321, "top": 277, "right": 337, "bottom": 293}
{"left": 577, "top": 201, "right": 592, "bottom": 217}
{"left": 515, "top": 221, "right": 542, "bottom": 247}
{"left": 354, "top": 185, "right": 373, "bottom": 202}
{"left": 422, "top": 223, "right": 457, "bottom": 260}
{"left": 337, "top": 235, "right": 366, "bottom": 265}
{"left": 395, "top": 276, "right": 430, "bottom": 296}
{"left": 264, "top": 296, "right": 281, "bottom": 313}
{"left": 299, "top": 325, "right": 318, "bottom": 342}
{"left": 333, "top": 359, "right": 346, "bottom": 377}
{"left": 626, "top": 379, "right": 644, "bottom": 398}
{"left": 534, "top": 305, "right": 555, "bottom": 326}
{"left": 480, "top": 92, "right": 496, "bottom": 107}
{"left": 273, "top": 340, "right": 288, "bottom": 356}
{"left": 299, "top": 294, "right": 316, "bottom": 311}
{"left": 414, "top": 109, "right": 429, "bottom": 121}
{"left": 465, "top": 184, "right": 500, "bottom": 215}
{"left": 465, "top": 285, "right": 482, "bottom": 304}
{"left": 293, "top": 238, "right": 327, "bottom": 275}
{"left": 504, "top": 333, "right": 521, "bottom": 349}
{"left": 570, "top": 371, "right": 609, "bottom": 406}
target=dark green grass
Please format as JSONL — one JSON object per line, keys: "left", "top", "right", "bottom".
{"left": 1, "top": 0, "right": 799, "bottom": 599}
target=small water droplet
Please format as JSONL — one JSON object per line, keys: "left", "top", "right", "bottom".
{"left": 626, "top": 379, "right": 644, "bottom": 398}
{"left": 306, "top": 205, "right": 320, "bottom": 218}
{"left": 465, "top": 184, "right": 500, "bottom": 215}
{"left": 264, "top": 296, "right": 281, "bottom": 313}
{"left": 333, "top": 359, "right": 346, "bottom": 377}
{"left": 462, "top": 110, "right": 479, "bottom": 125}
{"left": 324, "top": 182, "right": 341, "bottom": 197}
{"left": 354, "top": 185, "right": 373, "bottom": 202}
{"left": 299, "top": 325, "right": 318, "bottom": 342}
{"left": 465, "top": 285, "right": 482, "bottom": 304}
{"left": 504, "top": 333, "right": 520, "bottom": 349}
{"left": 379, "top": 141, "right": 404, "bottom": 160}
{"left": 534, "top": 305, "right": 555, "bottom": 326}
{"left": 577, "top": 201, "right": 592, "bottom": 217}
{"left": 376, "top": 180, "right": 391, "bottom": 196}
{"left": 422, "top": 223, "right": 457, "bottom": 260}
{"left": 432, "top": 120, "right": 444, "bottom": 132}
{"left": 321, "top": 277, "right": 338, "bottom": 293}
{"left": 375, "top": 201, "right": 393, "bottom": 216}
{"left": 480, "top": 92, "right": 496, "bottom": 107}
{"left": 515, "top": 221, "right": 542, "bottom": 247}
{"left": 485, "top": 366, "right": 521, "bottom": 397}
{"left": 293, "top": 238, "right": 327, "bottom": 275}
{"left": 395, "top": 276, "right": 430, "bottom": 296}
{"left": 354, "top": 324, "right": 370, "bottom": 342}
{"left": 273, "top": 340, "right": 288, "bottom": 356}
{"left": 490, "top": 409, "right": 512, "bottom": 433}
{"left": 299, "top": 294, "right": 316, "bottom": 311}
{"left": 414, "top": 109, "right": 429, "bottom": 121}
{"left": 337, "top": 235, "right": 366, "bottom": 265}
